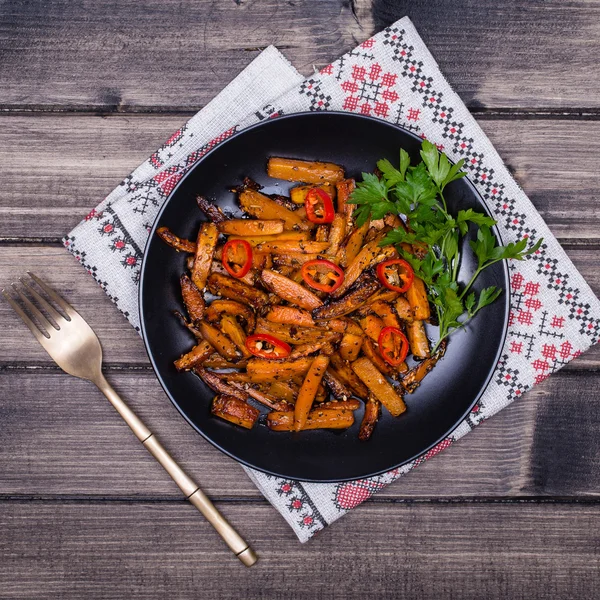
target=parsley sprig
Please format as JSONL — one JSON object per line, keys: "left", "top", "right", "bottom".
{"left": 349, "top": 140, "right": 542, "bottom": 352}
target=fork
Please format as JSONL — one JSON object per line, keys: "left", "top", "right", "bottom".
{"left": 2, "top": 272, "right": 257, "bottom": 567}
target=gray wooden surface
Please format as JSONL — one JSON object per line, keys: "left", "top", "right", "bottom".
{"left": 1, "top": 1, "right": 598, "bottom": 598}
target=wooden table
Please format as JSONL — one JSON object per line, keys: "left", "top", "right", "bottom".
{"left": 1, "top": 1, "right": 599, "bottom": 598}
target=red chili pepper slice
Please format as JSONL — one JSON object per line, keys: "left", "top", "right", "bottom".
{"left": 378, "top": 326, "right": 409, "bottom": 367}
{"left": 304, "top": 187, "right": 335, "bottom": 224}
{"left": 245, "top": 334, "right": 291, "bottom": 360}
{"left": 301, "top": 259, "right": 345, "bottom": 293}
{"left": 376, "top": 259, "right": 414, "bottom": 293}
{"left": 222, "top": 239, "right": 253, "bottom": 279}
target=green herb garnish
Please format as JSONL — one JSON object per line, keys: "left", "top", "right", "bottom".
{"left": 349, "top": 140, "right": 542, "bottom": 352}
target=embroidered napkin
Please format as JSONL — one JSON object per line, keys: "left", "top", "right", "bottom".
{"left": 64, "top": 17, "right": 600, "bottom": 542}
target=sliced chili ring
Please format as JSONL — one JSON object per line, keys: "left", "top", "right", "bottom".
{"left": 304, "top": 187, "right": 335, "bottom": 224}
{"left": 245, "top": 334, "right": 291, "bottom": 360}
{"left": 301, "top": 259, "right": 345, "bottom": 293}
{"left": 222, "top": 239, "right": 253, "bottom": 279}
{"left": 378, "top": 326, "right": 409, "bottom": 367}
{"left": 376, "top": 258, "right": 414, "bottom": 293}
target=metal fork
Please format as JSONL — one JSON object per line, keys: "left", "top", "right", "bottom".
{"left": 2, "top": 272, "right": 257, "bottom": 567}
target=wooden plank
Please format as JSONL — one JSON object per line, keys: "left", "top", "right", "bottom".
{"left": 0, "top": 247, "right": 147, "bottom": 365}
{"left": 482, "top": 119, "right": 600, "bottom": 241}
{"left": 0, "top": 369, "right": 597, "bottom": 498}
{"left": 0, "top": 502, "right": 598, "bottom": 599}
{"left": 1, "top": 116, "right": 599, "bottom": 241}
{"left": 1, "top": 1, "right": 600, "bottom": 111}
{"left": 0, "top": 0, "right": 366, "bottom": 111}
{"left": 1, "top": 245, "right": 599, "bottom": 368}
{"left": 372, "top": 0, "right": 600, "bottom": 110}
{"left": 0, "top": 114, "right": 187, "bottom": 240}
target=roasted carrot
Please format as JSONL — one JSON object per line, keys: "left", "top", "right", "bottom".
{"left": 211, "top": 395, "right": 259, "bottom": 430}
{"left": 174, "top": 340, "right": 213, "bottom": 371}
{"left": 289, "top": 182, "right": 336, "bottom": 205}
{"left": 295, "top": 355, "right": 330, "bottom": 431}
{"left": 359, "top": 314, "right": 385, "bottom": 342}
{"left": 351, "top": 357, "right": 406, "bottom": 417}
{"left": 267, "top": 157, "right": 345, "bottom": 184}
{"left": 406, "top": 320, "right": 431, "bottom": 359}
{"left": 191, "top": 222, "right": 219, "bottom": 291}
{"left": 332, "top": 235, "right": 397, "bottom": 298}
{"left": 311, "top": 274, "right": 380, "bottom": 319}
{"left": 370, "top": 301, "right": 402, "bottom": 329}
{"left": 217, "top": 219, "right": 284, "bottom": 236}
{"left": 219, "top": 314, "right": 252, "bottom": 358}
{"left": 268, "top": 408, "right": 354, "bottom": 431}
{"left": 239, "top": 189, "right": 311, "bottom": 231}
{"left": 197, "top": 196, "right": 227, "bottom": 224}
{"left": 198, "top": 321, "right": 241, "bottom": 362}
{"left": 339, "top": 333, "right": 363, "bottom": 362}
{"left": 326, "top": 213, "right": 347, "bottom": 257}
{"left": 358, "top": 395, "right": 380, "bottom": 441}
{"left": 180, "top": 274, "right": 205, "bottom": 322}
{"left": 336, "top": 178, "right": 356, "bottom": 232}
{"left": 157, "top": 227, "right": 196, "bottom": 253}
{"left": 246, "top": 357, "right": 314, "bottom": 382}
{"left": 329, "top": 353, "right": 370, "bottom": 399}
{"left": 261, "top": 269, "right": 323, "bottom": 310}
{"left": 323, "top": 369, "right": 354, "bottom": 400}
{"left": 406, "top": 276, "right": 431, "bottom": 320}
{"left": 205, "top": 299, "right": 256, "bottom": 331}
{"left": 361, "top": 337, "right": 396, "bottom": 378}
{"left": 256, "top": 240, "right": 330, "bottom": 254}
{"left": 394, "top": 296, "right": 414, "bottom": 323}
{"left": 266, "top": 306, "right": 317, "bottom": 328}
{"left": 402, "top": 341, "right": 446, "bottom": 394}
{"left": 272, "top": 252, "right": 324, "bottom": 267}
{"left": 206, "top": 273, "right": 269, "bottom": 310}
{"left": 338, "top": 221, "right": 369, "bottom": 267}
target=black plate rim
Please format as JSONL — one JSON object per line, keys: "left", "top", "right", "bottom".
{"left": 139, "top": 111, "right": 510, "bottom": 483}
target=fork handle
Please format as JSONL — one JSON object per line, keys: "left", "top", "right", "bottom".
{"left": 94, "top": 373, "right": 257, "bottom": 567}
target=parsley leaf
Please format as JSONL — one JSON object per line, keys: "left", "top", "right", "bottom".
{"left": 348, "top": 172, "right": 393, "bottom": 226}
{"left": 464, "top": 292, "right": 477, "bottom": 315}
{"left": 469, "top": 225, "right": 499, "bottom": 268}
{"left": 420, "top": 139, "right": 467, "bottom": 191}
{"left": 456, "top": 208, "right": 497, "bottom": 236}
{"left": 475, "top": 286, "right": 503, "bottom": 313}
{"left": 350, "top": 172, "right": 388, "bottom": 205}
{"left": 381, "top": 228, "right": 413, "bottom": 247}
{"left": 377, "top": 158, "right": 403, "bottom": 187}
{"left": 400, "top": 148, "right": 411, "bottom": 179}
{"left": 443, "top": 230, "right": 459, "bottom": 264}
{"left": 377, "top": 149, "right": 411, "bottom": 188}
{"left": 394, "top": 163, "right": 439, "bottom": 207}
{"left": 470, "top": 225, "right": 544, "bottom": 270}
{"left": 435, "top": 287, "right": 464, "bottom": 334}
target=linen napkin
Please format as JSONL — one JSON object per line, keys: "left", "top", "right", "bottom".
{"left": 64, "top": 17, "right": 600, "bottom": 542}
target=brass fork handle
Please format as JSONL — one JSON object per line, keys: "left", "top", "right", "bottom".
{"left": 95, "top": 373, "right": 257, "bottom": 567}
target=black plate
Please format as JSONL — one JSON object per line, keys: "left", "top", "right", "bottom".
{"left": 140, "top": 112, "right": 509, "bottom": 482}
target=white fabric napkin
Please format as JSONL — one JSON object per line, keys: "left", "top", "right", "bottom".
{"left": 65, "top": 17, "right": 600, "bottom": 542}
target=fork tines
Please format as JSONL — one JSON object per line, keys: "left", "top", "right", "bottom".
{"left": 2, "top": 272, "right": 73, "bottom": 341}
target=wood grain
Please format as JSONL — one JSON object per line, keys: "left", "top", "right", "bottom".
{"left": 0, "top": 369, "right": 597, "bottom": 498}
{"left": 1, "top": 502, "right": 598, "bottom": 599}
{"left": 372, "top": 0, "right": 600, "bottom": 110}
{"left": 1, "top": 1, "right": 599, "bottom": 112}
{"left": 2, "top": 116, "right": 600, "bottom": 241}
{"left": 0, "top": 0, "right": 365, "bottom": 112}
{"left": 1, "top": 1, "right": 598, "bottom": 595}
{"left": 1, "top": 245, "right": 599, "bottom": 367}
